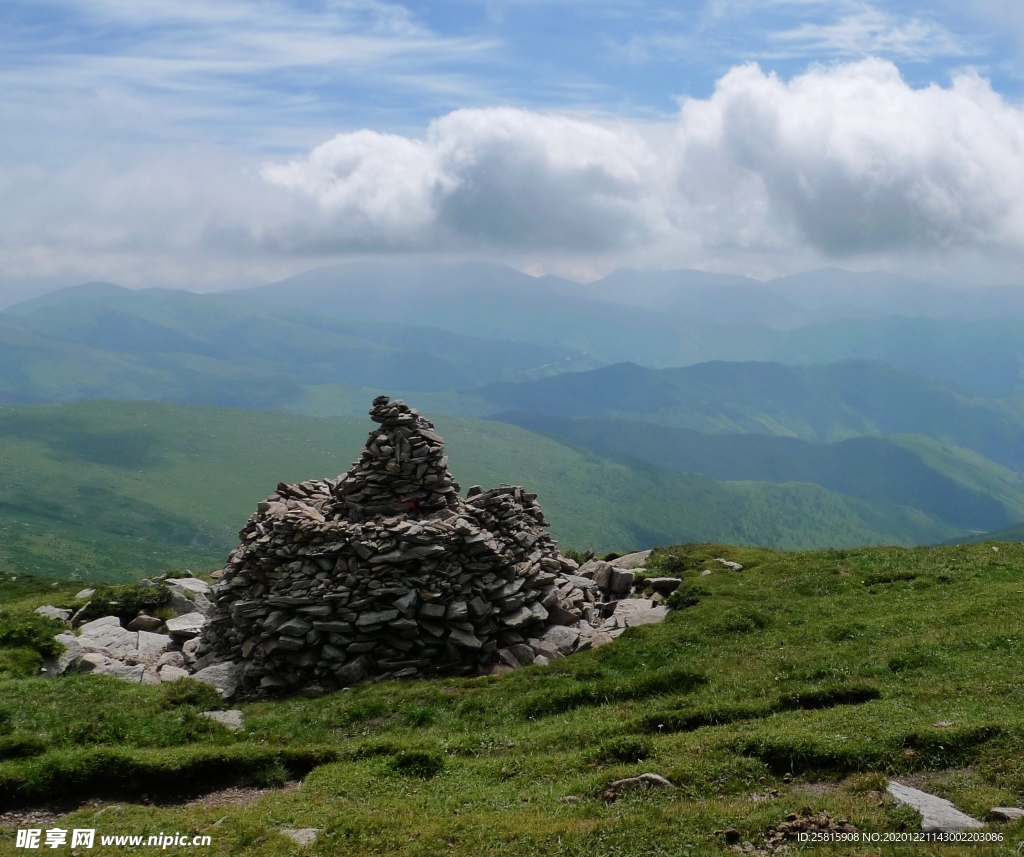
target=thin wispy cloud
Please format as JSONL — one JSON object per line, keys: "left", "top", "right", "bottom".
{"left": 773, "top": 7, "right": 969, "bottom": 60}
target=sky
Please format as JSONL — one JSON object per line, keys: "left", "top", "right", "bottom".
{"left": 3, "top": 0, "right": 1024, "bottom": 299}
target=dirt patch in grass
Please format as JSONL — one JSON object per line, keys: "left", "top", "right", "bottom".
{"left": 0, "top": 807, "right": 66, "bottom": 831}
{"left": 181, "top": 780, "right": 301, "bottom": 809}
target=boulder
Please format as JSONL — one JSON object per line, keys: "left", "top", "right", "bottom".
{"left": 157, "top": 664, "right": 191, "bottom": 682}
{"left": 127, "top": 614, "right": 164, "bottom": 632}
{"left": 135, "top": 631, "right": 171, "bottom": 665}
{"left": 608, "top": 568, "right": 635, "bottom": 595}
{"left": 643, "top": 577, "right": 681, "bottom": 596}
{"left": 191, "top": 661, "right": 242, "bottom": 698}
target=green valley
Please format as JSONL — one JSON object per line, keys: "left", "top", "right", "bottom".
{"left": 0, "top": 401, "right": 961, "bottom": 582}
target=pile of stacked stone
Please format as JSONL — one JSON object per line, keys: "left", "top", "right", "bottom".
{"left": 38, "top": 396, "right": 674, "bottom": 698}
{"left": 194, "top": 396, "right": 645, "bottom": 696}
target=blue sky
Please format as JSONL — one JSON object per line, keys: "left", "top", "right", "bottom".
{"left": 2, "top": 0, "right": 1024, "bottom": 294}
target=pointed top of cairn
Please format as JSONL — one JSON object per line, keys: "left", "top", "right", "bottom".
{"left": 335, "top": 396, "right": 460, "bottom": 520}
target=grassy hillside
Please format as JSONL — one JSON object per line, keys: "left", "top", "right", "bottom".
{"left": 0, "top": 401, "right": 960, "bottom": 582}
{"left": 1, "top": 542, "right": 1022, "bottom": 854}
{"left": 493, "top": 413, "right": 1023, "bottom": 531}
{"left": 473, "top": 360, "right": 1024, "bottom": 469}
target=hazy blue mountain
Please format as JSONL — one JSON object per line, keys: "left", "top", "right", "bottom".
{"left": 576, "top": 268, "right": 804, "bottom": 326}
{"left": 765, "top": 268, "right": 1024, "bottom": 322}
{"left": 471, "top": 360, "right": 1024, "bottom": 469}
{"left": 492, "top": 413, "right": 1018, "bottom": 531}
{"left": 235, "top": 261, "right": 1024, "bottom": 395}
{"left": 0, "top": 283, "right": 595, "bottom": 407}
{"left": 238, "top": 258, "right": 707, "bottom": 365}
{"left": 768, "top": 316, "right": 1024, "bottom": 397}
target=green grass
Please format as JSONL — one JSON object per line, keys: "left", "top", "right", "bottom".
{"left": 1, "top": 542, "right": 1023, "bottom": 854}
{"left": 0, "top": 401, "right": 963, "bottom": 582}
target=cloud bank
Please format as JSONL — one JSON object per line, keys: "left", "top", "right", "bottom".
{"left": 261, "top": 59, "right": 1024, "bottom": 268}
{"left": 6, "top": 58, "right": 1024, "bottom": 287}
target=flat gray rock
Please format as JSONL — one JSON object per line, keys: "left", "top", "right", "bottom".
{"left": 201, "top": 709, "right": 245, "bottom": 730}
{"left": 611, "top": 599, "right": 669, "bottom": 628}
{"left": 77, "top": 618, "right": 139, "bottom": 659}
{"left": 279, "top": 829, "right": 318, "bottom": 847}
{"left": 559, "top": 573, "right": 598, "bottom": 590}
{"left": 609, "top": 550, "right": 651, "bottom": 569}
{"left": 990, "top": 807, "right": 1024, "bottom": 822}
{"left": 165, "top": 612, "right": 207, "bottom": 639}
{"left": 166, "top": 578, "right": 211, "bottom": 595}
{"left": 887, "top": 781, "right": 984, "bottom": 832}
{"left": 36, "top": 605, "right": 71, "bottom": 622}
{"left": 75, "top": 588, "right": 96, "bottom": 600}
{"left": 192, "top": 661, "right": 242, "bottom": 697}
{"left": 78, "top": 615, "right": 120, "bottom": 633}
{"left": 92, "top": 661, "right": 146, "bottom": 683}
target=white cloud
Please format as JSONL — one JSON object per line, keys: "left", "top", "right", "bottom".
{"left": 260, "top": 59, "right": 1024, "bottom": 264}
{"left": 7, "top": 58, "right": 1024, "bottom": 287}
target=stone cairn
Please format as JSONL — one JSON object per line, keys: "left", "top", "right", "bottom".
{"left": 195, "top": 396, "right": 621, "bottom": 696}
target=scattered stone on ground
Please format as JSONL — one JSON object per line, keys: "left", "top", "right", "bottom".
{"left": 200, "top": 709, "right": 245, "bottom": 730}
{"left": 183, "top": 781, "right": 301, "bottom": 810}
{"left": 0, "top": 808, "right": 64, "bottom": 831}
{"left": 600, "top": 773, "right": 673, "bottom": 801}
{"left": 700, "top": 569, "right": 713, "bottom": 577}
{"left": 75, "top": 589, "right": 95, "bottom": 600}
{"left": 715, "top": 558, "right": 743, "bottom": 571}
{"left": 35, "top": 606, "right": 71, "bottom": 622}
{"left": 725, "top": 807, "right": 857, "bottom": 856}
{"left": 990, "top": 807, "right": 1024, "bottom": 822}
{"left": 279, "top": 829, "right": 319, "bottom": 847}
{"left": 887, "top": 781, "right": 984, "bottom": 832}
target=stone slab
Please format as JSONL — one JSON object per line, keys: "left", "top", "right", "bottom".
{"left": 166, "top": 578, "right": 211, "bottom": 595}
{"left": 887, "top": 781, "right": 984, "bottom": 833}
{"left": 608, "top": 550, "right": 651, "bottom": 569}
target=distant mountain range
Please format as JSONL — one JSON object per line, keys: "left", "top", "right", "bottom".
{"left": 4, "top": 261, "right": 1024, "bottom": 561}
{"left": 239, "top": 260, "right": 1024, "bottom": 396}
